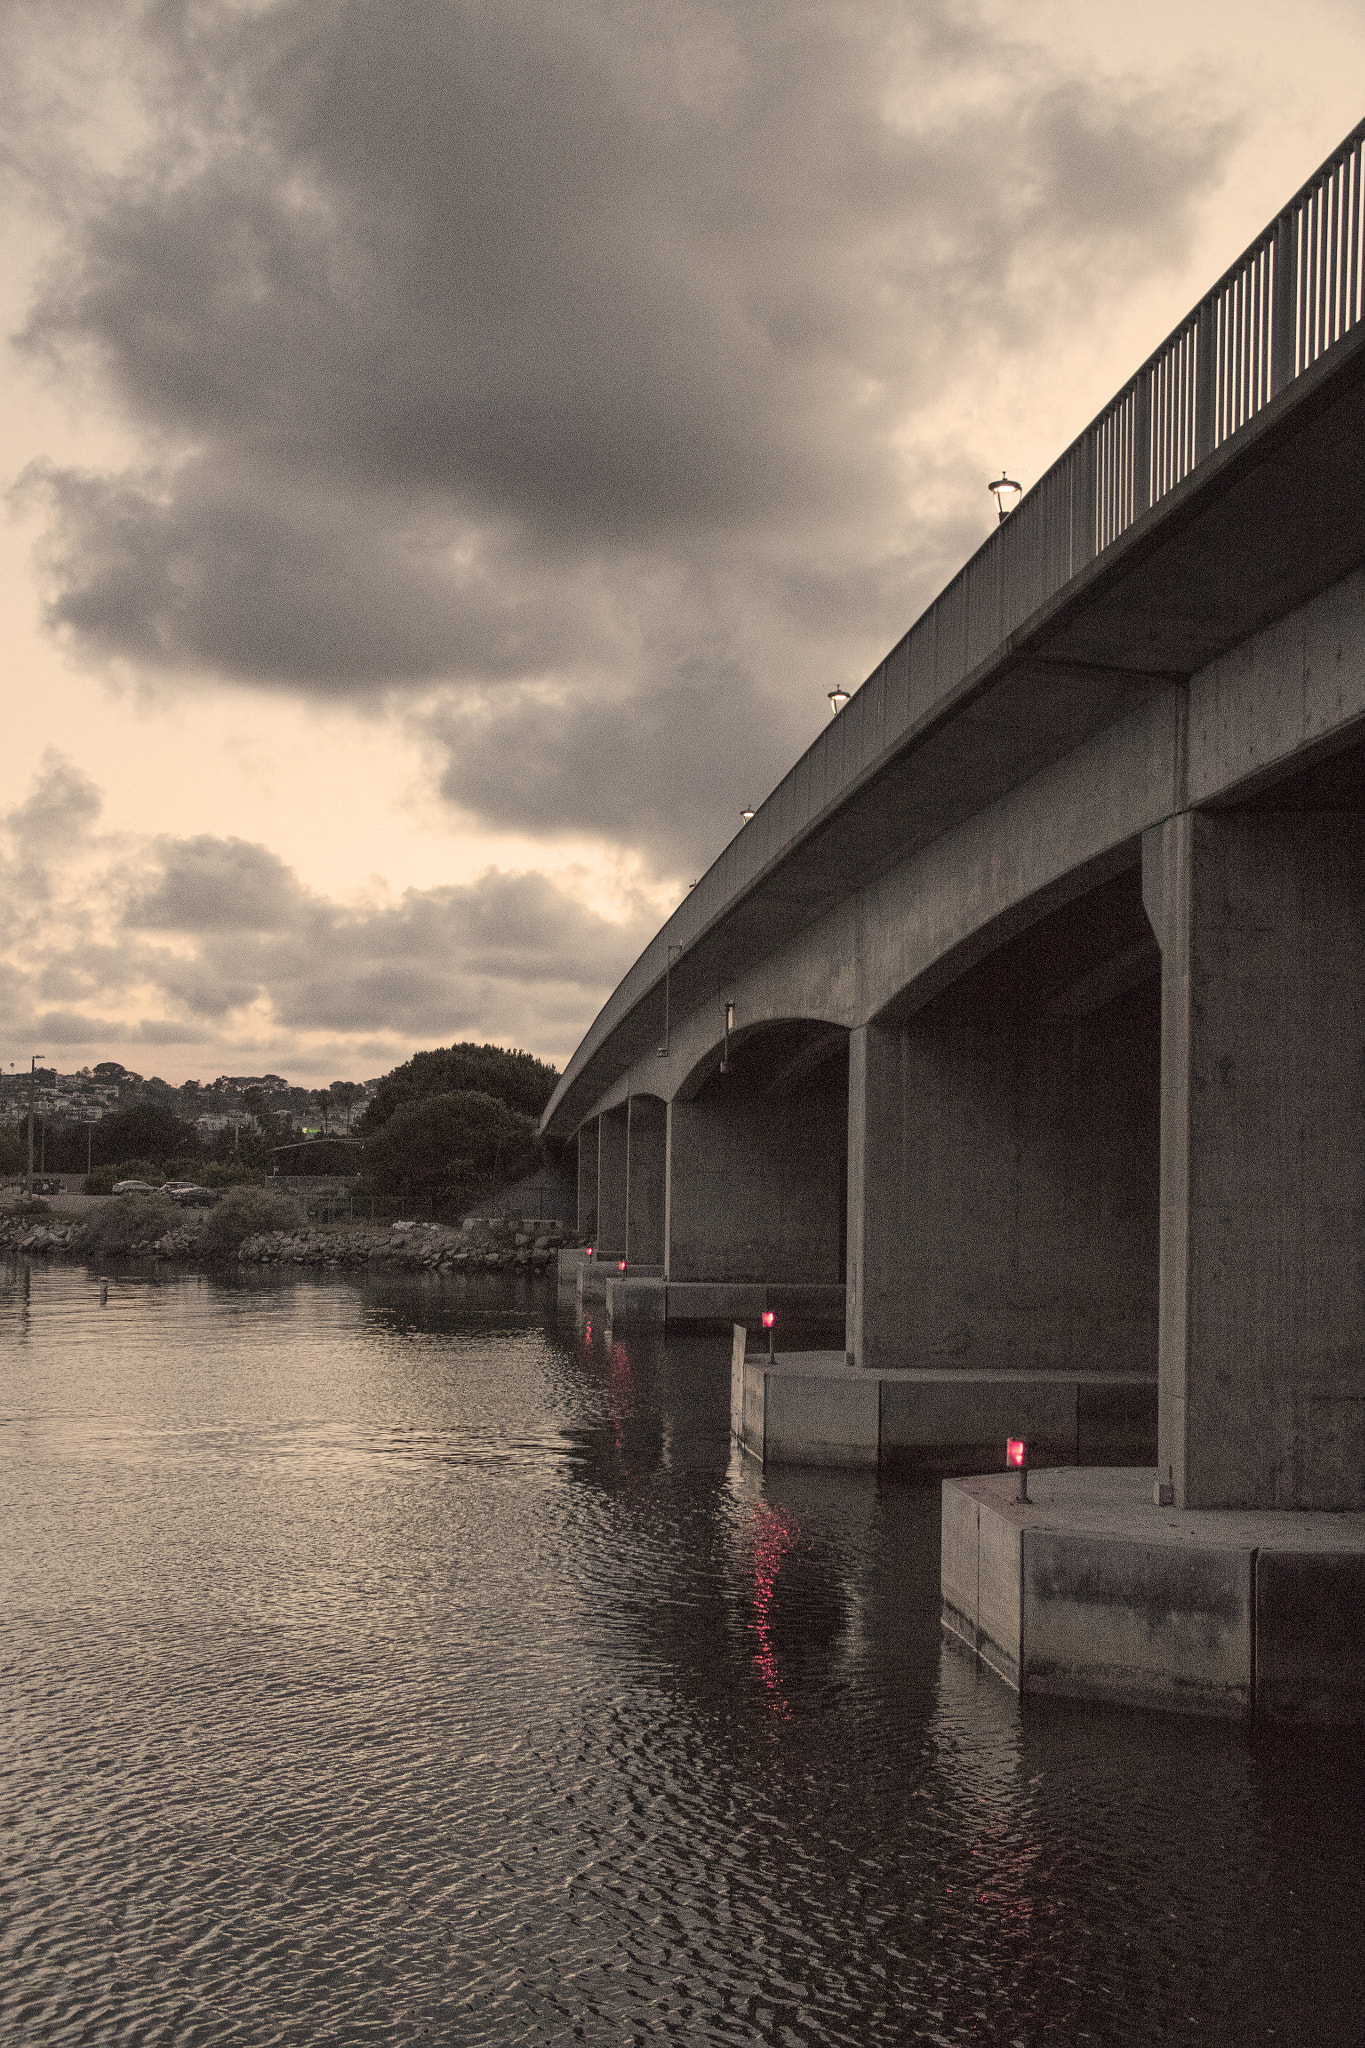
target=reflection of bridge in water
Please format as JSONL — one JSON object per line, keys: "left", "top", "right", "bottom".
{"left": 545, "top": 124, "right": 1365, "bottom": 1721}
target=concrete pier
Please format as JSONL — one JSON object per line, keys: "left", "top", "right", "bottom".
{"left": 730, "top": 1333, "right": 1155, "bottom": 1472}
{"left": 942, "top": 1467, "right": 1365, "bottom": 1722}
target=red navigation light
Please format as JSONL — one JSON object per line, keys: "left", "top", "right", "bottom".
{"left": 1006, "top": 1438, "right": 1027, "bottom": 1468}
{"left": 761, "top": 1311, "right": 775, "bottom": 1329}
{"left": 585, "top": 1245, "right": 593, "bottom": 1259}
{"left": 618, "top": 1259, "right": 626, "bottom": 1271}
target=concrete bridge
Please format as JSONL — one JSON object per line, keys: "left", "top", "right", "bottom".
{"left": 543, "top": 123, "right": 1365, "bottom": 1713}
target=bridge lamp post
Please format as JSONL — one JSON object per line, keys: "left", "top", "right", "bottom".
{"left": 989, "top": 472, "right": 1022, "bottom": 523}
{"left": 828, "top": 687, "right": 850, "bottom": 716}
{"left": 741, "top": 807, "right": 755, "bottom": 825}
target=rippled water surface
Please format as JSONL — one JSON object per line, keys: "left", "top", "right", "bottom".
{"left": 3, "top": 1260, "right": 1363, "bottom": 2046}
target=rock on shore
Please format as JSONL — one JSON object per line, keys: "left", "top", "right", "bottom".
{"left": 0, "top": 1204, "right": 569, "bottom": 1274}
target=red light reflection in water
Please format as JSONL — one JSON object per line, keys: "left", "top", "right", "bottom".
{"left": 609, "top": 1340, "right": 634, "bottom": 1458}
{"left": 748, "top": 1502, "right": 798, "bottom": 1719}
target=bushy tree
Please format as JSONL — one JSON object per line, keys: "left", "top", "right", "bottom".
{"left": 357, "top": 1044, "right": 557, "bottom": 1134}
{"left": 358, "top": 1090, "right": 536, "bottom": 1207}
{"left": 92, "top": 1104, "right": 199, "bottom": 1166}
{"left": 201, "top": 1185, "right": 306, "bottom": 1258}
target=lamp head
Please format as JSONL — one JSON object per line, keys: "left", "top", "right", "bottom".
{"left": 989, "top": 472, "right": 1022, "bottom": 523}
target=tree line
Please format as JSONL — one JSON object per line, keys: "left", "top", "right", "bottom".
{"left": 2, "top": 1042, "right": 561, "bottom": 1216}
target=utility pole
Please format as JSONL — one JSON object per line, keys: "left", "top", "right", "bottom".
{"left": 27, "top": 1054, "right": 45, "bottom": 1198}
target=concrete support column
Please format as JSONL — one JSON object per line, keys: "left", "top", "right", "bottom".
{"left": 596, "top": 1105, "right": 629, "bottom": 1257}
{"left": 625, "top": 1095, "right": 666, "bottom": 1267}
{"left": 577, "top": 1122, "right": 598, "bottom": 1241}
{"left": 847, "top": 951, "right": 1159, "bottom": 1376}
{"left": 1142, "top": 811, "right": 1365, "bottom": 1509}
{"left": 664, "top": 1074, "right": 845, "bottom": 1284}
{"left": 845, "top": 1024, "right": 899, "bottom": 1370}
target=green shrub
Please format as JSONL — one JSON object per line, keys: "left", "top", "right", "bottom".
{"left": 201, "top": 1185, "right": 305, "bottom": 1258}
{"left": 84, "top": 1194, "right": 178, "bottom": 1254}
{"left": 83, "top": 1160, "right": 166, "bottom": 1195}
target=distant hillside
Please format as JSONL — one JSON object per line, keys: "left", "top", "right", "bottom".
{"left": 356, "top": 1043, "right": 559, "bottom": 1133}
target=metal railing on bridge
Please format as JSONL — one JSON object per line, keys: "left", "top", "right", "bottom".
{"left": 542, "top": 117, "right": 1365, "bottom": 1136}
{"left": 1093, "top": 121, "right": 1364, "bottom": 551}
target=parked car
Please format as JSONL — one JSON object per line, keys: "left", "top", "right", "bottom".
{"left": 162, "top": 1182, "right": 220, "bottom": 1207}
{"left": 111, "top": 1179, "right": 159, "bottom": 1195}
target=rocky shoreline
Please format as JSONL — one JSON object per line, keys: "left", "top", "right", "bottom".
{"left": 0, "top": 1208, "right": 570, "bottom": 1275}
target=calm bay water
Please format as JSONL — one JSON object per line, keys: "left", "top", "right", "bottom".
{"left": 2, "top": 1259, "right": 1362, "bottom": 2047}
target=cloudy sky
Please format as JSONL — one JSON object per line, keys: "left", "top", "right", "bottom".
{"left": 1, "top": 0, "right": 1361, "bottom": 1086}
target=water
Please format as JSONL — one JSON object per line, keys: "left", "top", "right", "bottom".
{"left": 2, "top": 1260, "right": 1362, "bottom": 2047}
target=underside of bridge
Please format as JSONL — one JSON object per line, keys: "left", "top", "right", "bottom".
{"left": 850, "top": 867, "right": 1161, "bottom": 1378}
{"left": 575, "top": 1023, "right": 849, "bottom": 1285}
{"left": 666, "top": 1023, "right": 848, "bottom": 1285}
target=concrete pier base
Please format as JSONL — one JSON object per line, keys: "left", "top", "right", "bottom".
{"left": 559, "top": 1252, "right": 846, "bottom": 1328}
{"left": 729, "top": 1336, "right": 1155, "bottom": 1472}
{"left": 942, "top": 1467, "right": 1365, "bottom": 1723}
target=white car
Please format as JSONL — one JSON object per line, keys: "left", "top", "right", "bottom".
{"left": 111, "top": 1179, "right": 159, "bottom": 1195}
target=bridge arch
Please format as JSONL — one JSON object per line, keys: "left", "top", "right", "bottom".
{"left": 850, "top": 861, "right": 1161, "bottom": 1377}
{"left": 666, "top": 1018, "right": 849, "bottom": 1288}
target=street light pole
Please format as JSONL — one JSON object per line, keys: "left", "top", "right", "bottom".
{"left": 27, "top": 1054, "right": 45, "bottom": 1198}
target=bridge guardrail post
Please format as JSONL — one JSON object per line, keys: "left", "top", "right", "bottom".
{"left": 1271, "top": 212, "right": 1298, "bottom": 396}
{"left": 1195, "top": 294, "right": 1217, "bottom": 462}
{"left": 1073, "top": 434, "right": 1096, "bottom": 573}
{"left": 1132, "top": 370, "right": 1152, "bottom": 518}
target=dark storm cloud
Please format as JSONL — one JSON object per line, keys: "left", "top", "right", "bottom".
{"left": 10, "top": 0, "right": 1237, "bottom": 864}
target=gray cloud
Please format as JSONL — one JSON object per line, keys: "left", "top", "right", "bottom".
{"left": 0, "top": 759, "right": 651, "bottom": 1070}
{"left": 8, "top": 0, "right": 1238, "bottom": 871}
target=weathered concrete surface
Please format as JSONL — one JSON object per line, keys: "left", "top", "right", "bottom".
{"left": 848, "top": 886, "right": 1160, "bottom": 1375}
{"left": 558, "top": 1246, "right": 588, "bottom": 1309}
{"left": 665, "top": 1282, "right": 845, "bottom": 1324}
{"left": 576, "top": 1130, "right": 597, "bottom": 1243}
{"left": 733, "top": 1353, "right": 1155, "bottom": 1473}
{"left": 625, "top": 1094, "right": 666, "bottom": 1267}
{"left": 565, "top": 1266, "right": 844, "bottom": 1327}
{"left": 944, "top": 1468, "right": 1365, "bottom": 1722}
{"left": 604, "top": 1275, "right": 666, "bottom": 1327}
{"left": 596, "top": 1106, "right": 629, "bottom": 1258}
{"left": 665, "top": 1046, "right": 845, "bottom": 1283}
{"left": 1143, "top": 810, "right": 1365, "bottom": 1510}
